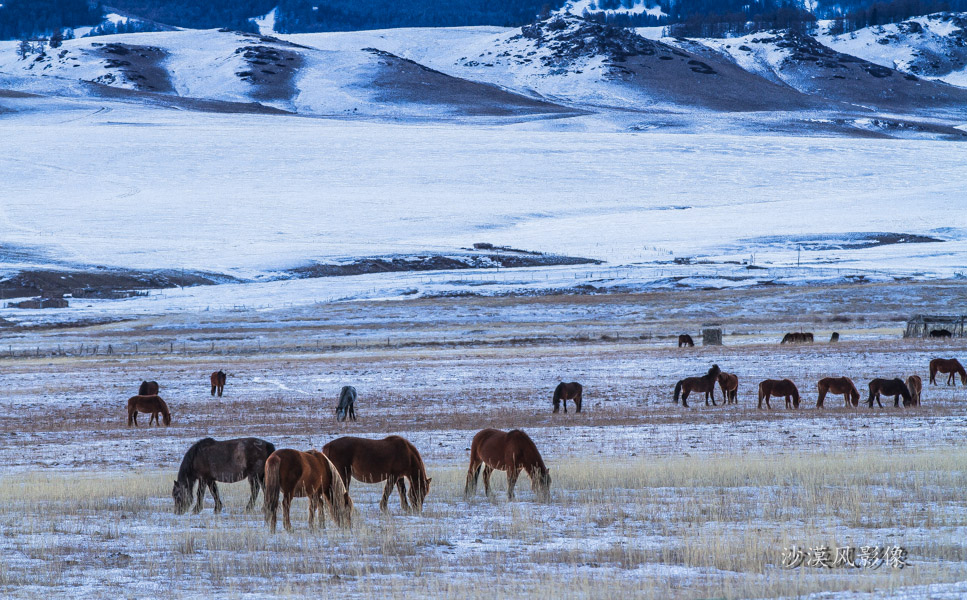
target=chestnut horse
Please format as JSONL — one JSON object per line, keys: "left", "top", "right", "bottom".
{"left": 464, "top": 428, "right": 550, "bottom": 502}
{"left": 263, "top": 448, "right": 353, "bottom": 533}
{"left": 553, "top": 382, "right": 583, "bottom": 413}
{"left": 139, "top": 380, "right": 159, "bottom": 395}
{"left": 868, "top": 378, "right": 912, "bottom": 408}
{"left": 210, "top": 370, "right": 227, "bottom": 397}
{"left": 127, "top": 395, "right": 170, "bottom": 426}
{"left": 757, "top": 379, "right": 799, "bottom": 409}
{"left": 322, "top": 436, "right": 431, "bottom": 514}
{"left": 929, "top": 358, "right": 966, "bottom": 386}
{"left": 906, "top": 375, "right": 922, "bottom": 406}
{"left": 678, "top": 334, "right": 694, "bottom": 348}
{"left": 674, "top": 364, "right": 721, "bottom": 407}
{"left": 816, "top": 376, "right": 859, "bottom": 408}
{"left": 173, "top": 437, "right": 275, "bottom": 515}
{"left": 717, "top": 371, "right": 738, "bottom": 405}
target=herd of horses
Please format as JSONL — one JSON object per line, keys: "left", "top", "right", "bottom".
{"left": 171, "top": 430, "right": 547, "bottom": 532}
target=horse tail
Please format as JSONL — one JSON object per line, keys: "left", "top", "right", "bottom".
{"left": 673, "top": 380, "right": 683, "bottom": 403}
{"left": 263, "top": 453, "right": 281, "bottom": 523}
{"left": 320, "top": 453, "right": 352, "bottom": 528}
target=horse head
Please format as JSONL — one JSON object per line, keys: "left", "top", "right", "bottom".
{"left": 163, "top": 410, "right": 172, "bottom": 426}
{"left": 533, "top": 468, "right": 551, "bottom": 502}
{"left": 172, "top": 479, "right": 192, "bottom": 514}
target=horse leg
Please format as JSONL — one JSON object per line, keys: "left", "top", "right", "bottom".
{"left": 349, "top": 404, "right": 356, "bottom": 421}
{"left": 464, "top": 459, "right": 482, "bottom": 499}
{"left": 282, "top": 494, "right": 292, "bottom": 532}
{"left": 708, "top": 389, "right": 717, "bottom": 407}
{"left": 380, "top": 476, "right": 396, "bottom": 513}
{"left": 574, "top": 395, "right": 582, "bottom": 413}
{"left": 817, "top": 389, "right": 826, "bottom": 409}
{"left": 507, "top": 468, "right": 520, "bottom": 501}
{"left": 209, "top": 481, "right": 223, "bottom": 514}
{"left": 218, "top": 385, "right": 223, "bottom": 398}
{"left": 765, "top": 395, "right": 771, "bottom": 410}
{"left": 396, "top": 478, "right": 411, "bottom": 513}
{"left": 482, "top": 465, "right": 495, "bottom": 499}
{"left": 308, "top": 494, "right": 318, "bottom": 531}
{"left": 194, "top": 480, "right": 206, "bottom": 514}
{"left": 245, "top": 477, "right": 259, "bottom": 512}
{"left": 563, "top": 398, "right": 567, "bottom": 414}
{"left": 681, "top": 389, "right": 690, "bottom": 408}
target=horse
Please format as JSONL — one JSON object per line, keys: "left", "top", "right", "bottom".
{"left": 781, "top": 332, "right": 814, "bottom": 344}
{"left": 929, "top": 358, "right": 966, "bottom": 386}
{"left": 930, "top": 329, "right": 953, "bottom": 339}
{"left": 757, "top": 379, "right": 799, "bottom": 409}
{"left": 172, "top": 437, "right": 276, "bottom": 515}
{"left": 263, "top": 448, "right": 353, "bottom": 533}
{"left": 127, "top": 395, "right": 170, "bottom": 426}
{"left": 552, "top": 382, "right": 583, "bottom": 413}
{"left": 816, "top": 376, "right": 859, "bottom": 408}
{"left": 868, "top": 378, "right": 912, "bottom": 408}
{"left": 906, "top": 375, "right": 922, "bottom": 407}
{"left": 322, "top": 436, "right": 431, "bottom": 514}
{"left": 678, "top": 334, "right": 695, "bottom": 348}
{"left": 336, "top": 385, "right": 357, "bottom": 422}
{"left": 674, "top": 364, "right": 721, "bottom": 408}
{"left": 717, "top": 371, "right": 738, "bottom": 404}
{"left": 829, "top": 332, "right": 839, "bottom": 343}
{"left": 464, "top": 429, "right": 550, "bottom": 502}
{"left": 139, "top": 380, "right": 159, "bottom": 396}
{"left": 210, "top": 370, "right": 227, "bottom": 397}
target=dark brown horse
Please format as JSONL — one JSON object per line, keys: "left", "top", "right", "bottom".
{"left": 930, "top": 329, "right": 953, "bottom": 339}
{"left": 816, "top": 376, "right": 859, "bottom": 408}
{"left": 929, "top": 358, "right": 966, "bottom": 386}
{"left": 868, "top": 378, "right": 912, "bottom": 408}
{"left": 829, "top": 332, "right": 839, "bottom": 343}
{"left": 781, "top": 332, "right": 814, "bottom": 344}
{"left": 127, "top": 395, "right": 170, "bottom": 426}
{"left": 906, "top": 375, "right": 922, "bottom": 406}
{"left": 465, "top": 429, "right": 550, "bottom": 502}
{"left": 552, "top": 382, "right": 583, "bottom": 413}
{"left": 758, "top": 379, "right": 800, "bottom": 409}
{"left": 263, "top": 448, "right": 353, "bottom": 533}
{"left": 139, "top": 380, "right": 159, "bottom": 396}
{"left": 678, "top": 334, "right": 695, "bottom": 348}
{"left": 322, "top": 436, "right": 431, "bottom": 514}
{"left": 173, "top": 437, "right": 276, "bottom": 514}
{"left": 210, "top": 370, "right": 227, "bottom": 397}
{"left": 717, "top": 371, "right": 738, "bottom": 405}
{"left": 674, "top": 364, "right": 721, "bottom": 407}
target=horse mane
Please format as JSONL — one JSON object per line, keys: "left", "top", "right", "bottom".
{"left": 314, "top": 451, "right": 353, "bottom": 526}
{"left": 507, "top": 430, "right": 547, "bottom": 472}
{"left": 177, "top": 437, "right": 216, "bottom": 482}
{"left": 552, "top": 382, "right": 564, "bottom": 403}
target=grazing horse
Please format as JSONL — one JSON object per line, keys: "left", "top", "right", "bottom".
{"left": 552, "top": 382, "right": 583, "bottom": 413}
{"left": 322, "top": 436, "right": 431, "bottom": 514}
{"left": 127, "top": 395, "right": 170, "bottom": 426}
{"left": 781, "top": 332, "right": 814, "bottom": 344}
{"left": 868, "top": 378, "right": 912, "bottom": 408}
{"left": 906, "top": 375, "right": 922, "bottom": 407}
{"left": 139, "top": 380, "right": 159, "bottom": 396}
{"left": 465, "top": 429, "right": 550, "bottom": 502}
{"left": 674, "top": 364, "right": 722, "bottom": 408}
{"left": 172, "top": 437, "right": 276, "bottom": 515}
{"left": 757, "top": 379, "right": 800, "bottom": 409}
{"left": 829, "top": 332, "right": 840, "bottom": 343}
{"left": 929, "top": 358, "right": 966, "bottom": 386}
{"left": 678, "top": 334, "right": 695, "bottom": 348}
{"left": 210, "top": 370, "right": 227, "bottom": 397}
{"left": 263, "top": 449, "right": 353, "bottom": 533}
{"left": 336, "top": 385, "right": 357, "bottom": 422}
{"left": 816, "top": 376, "right": 859, "bottom": 408}
{"left": 717, "top": 371, "right": 738, "bottom": 404}
{"left": 930, "top": 329, "right": 953, "bottom": 339}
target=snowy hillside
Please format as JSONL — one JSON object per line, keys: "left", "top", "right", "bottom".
{"left": 820, "top": 13, "right": 967, "bottom": 88}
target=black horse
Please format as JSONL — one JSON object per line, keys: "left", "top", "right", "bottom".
{"left": 868, "top": 378, "right": 912, "bottom": 408}
{"left": 172, "top": 437, "right": 276, "bottom": 514}
{"left": 336, "top": 385, "right": 357, "bottom": 422}
{"left": 930, "top": 329, "right": 953, "bottom": 339}
{"left": 139, "top": 380, "right": 159, "bottom": 395}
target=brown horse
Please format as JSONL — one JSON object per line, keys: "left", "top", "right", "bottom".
{"left": 465, "top": 429, "right": 550, "bottom": 502}
{"left": 781, "top": 332, "right": 814, "bottom": 344}
{"left": 717, "top": 371, "right": 738, "bottom": 404}
{"left": 758, "top": 379, "right": 800, "bottom": 409}
{"left": 322, "top": 436, "right": 431, "bottom": 514}
{"left": 263, "top": 448, "right": 353, "bottom": 533}
{"left": 210, "top": 370, "right": 227, "bottom": 397}
{"left": 929, "top": 358, "right": 966, "bottom": 386}
{"left": 173, "top": 437, "right": 275, "bottom": 515}
{"left": 127, "top": 395, "right": 171, "bottom": 426}
{"left": 674, "top": 364, "right": 721, "bottom": 407}
{"left": 829, "top": 332, "right": 840, "bottom": 343}
{"left": 906, "top": 375, "right": 922, "bottom": 407}
{"left": 678, "top": 334, "right": 694, "bottom": 348}
{"left": 816, "top": 376, "right": 859, "bottom": 408}
{"left": 552, "top": 382, "right": 583, "bottom": 413}
{"left": 868, "top": 378, "right": 912, "bottom": 408}
{"left": 139, "top": 380, "right": 159, "bottom": 395}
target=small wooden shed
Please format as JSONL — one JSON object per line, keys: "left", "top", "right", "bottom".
{"left": 702, "top": 326, "right": 723, "bottom": 346}
{"left": 904, "top": 315, "right": 966, "bottom": 338}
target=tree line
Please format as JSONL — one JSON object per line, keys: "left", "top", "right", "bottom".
{"left": 0, "top": 0, "right": 101, "bottom": 40}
